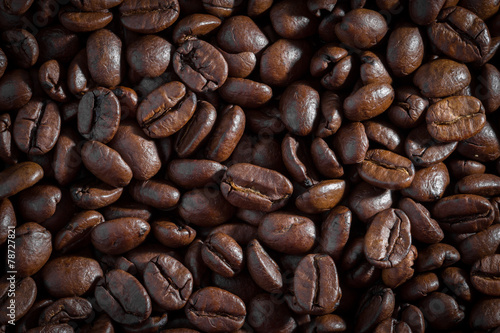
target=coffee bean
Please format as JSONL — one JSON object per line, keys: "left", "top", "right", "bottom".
{"left": 185, "top": 287, "right": 246, "bottom": 332}
{"left": 295, "top": 179, "right": 345, "bottom": 214}
{"left": 201, "top": 232, "right": 244, "bottom": 278}
{"left": 470, "top": 254, "right": 500, "bottom": 296}
{"left": 86, "top": 29, "right": 123, "bottom": 87}
{"left": 413, "top": 59, "right": 471, "bottom": 98}
{"left": 126, "top": 35, "right": 172, "bottom": 78}
{"left": 91, "top": 217, "right": 150, "bottom": 255}
{"left": 119, "top": 0, "right": 180, "bottom": 34}
{"left": 0, "top": 161, "right": 43, "bottom": 200}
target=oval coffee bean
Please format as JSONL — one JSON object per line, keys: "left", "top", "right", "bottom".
{"left": 143, "top": 254, "right": 193, "bottom": 310}
{"left": 295, "top": 179, "right": 346, "bottom": 214}
{"left": 220, "top": 163, "right": 293, "bottom": 212}
{"left": 399, "top": 198, "right": 444, "bottom": 243}
{"left": 413, "top": 59, "right": 471, "bottom": 98}
{"left": 0, "top": 161, "right": 43, "bottom": 200}
{"left": 201, "top": 232, "right": 244, "bottom": 278}
{"left": 91, "top": 217, "right": 150, "bottom": 255}
{"left": 129, "top": 179, "right": 180, "bottom": 210}
{"left": 354, "top": 285, "right": 395, "bottom": 333}
{"left": 178, "top": 188, "right": 235, "bottom": 227}
{"left": 41, "top": 256, "right": 103, "bottom": 298}
{"left": 168, "top": 159, "right": 226, "bottom": 189}
{"left": 137, "top": 81, "right": 197, "bottom": 139}
{"left": 0, "top": 69, "right": 32, "bottom": 111}
{"left": 78, "top": 87, "right": 120, "bottom": 143}
{"left": 219, "top": 78, "right": 272, "bottom": 108}
{"left": 14, "top": 99, "right": 61, "bottom": 155}
{"left": 246, "top": 239, "right": 283, "bottom": 294}
{"left": 0, "top": 276, "right": 36, "bottom": 325}
{"left": 119, "top": 0, "right": 180, "bottom": 33}
{"left": 432, "top": 194, "right": 495, "bottom": 233}
{"left": 414, "top": 243, "right": 460, "bottom": 272}
{"left": 279, "top": 81, "right": 319, "bottom": 136}
{"left": 53, "top": 210, "right": 104, "bottom": 252}
{"left": 38, "top": 296, "right": 92, "bottom": 325}
{"left": 470, "top": 254, "right": 500, "bottom": 296}
{"left": 456, "top": 173, "right": 500, "bottom": 197}
{"left": 205, "top": 105, "right": 245, "bottom": 162}
{"left": 15, "top": 222, "right": 52, "bottom": 277}
{"left": 426, "top": 96, "right": 486, "bottom": 142}
{"left": 172, "top": 13, "right": 221, "bottom": 44}
{"left": 126, "top": 35, "right": 172, "bottom": 78}
{"left": 358, "top": 149, "right": 415, "bottom": 190}
{"left": 258, "top": 212, "right": 316, "bottom": 254}
{"left": 294, "top": 253, "right": 341, "bottom": 315}
{"left": 343, "top": 83, "right": 394, "bottom": 121}
{"left": 152, "top": 220, "right": 195, "bottom": 248}
{"left": 185, "top": 287, "right": 246, "bottom": 332}
{"left": 86, "top": 29, "right": 123, "bottom": 87}
{"left": 95, "top": 269, "right": 152, "bottom": 325}
{"left": 70, "top": 179, "right": 123, "bottom": 209}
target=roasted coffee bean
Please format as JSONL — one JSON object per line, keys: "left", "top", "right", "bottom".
{"left": 41, "top": 256, "right": 103, "bottom": 298}
{"left": 399, "top": 272, "right": 440, "bottom": 301}
{"left": 0, "top": 161, "right": 43, "bottom": 200}
{"left": 295, "top": 179, "right": 345, "bottom": 214}
{"left": 54, "top": 210, "right": 104, "bottom": 252}
{"left": 168, "top": 159, "right": 225, "bottom": 189}
{"left": 294, "top": 254, "right": 341, "bottom": 315}
{"left": 470, "top": 254, "right": 500, "bottom": 296}
{"left": 399, "top": 198, "right": 444, "bottom": 243}
{"left": 143, "top": 254, "right": 193, "bottom": 310}
{"left": 333, "top": 122, "right": 369, "bottom": 165}
{"left": 185, "top": 287, "right": 246, "bottom": 332}
{"left": 418, "top": 292, "right": 465, "bottom": 330}
{"left": 17, "top": 184, "right": 61, "bottom": 223}
{"left": 413, "top": 59, "right": 471, "bottom": 98}
{"left": 205, "top": 105, "right": 245, "bottom": 162}
{"left": 386, "top": 22, "right": 424, "bottom": 77}
{"left": 0, "top": 69, "right": 32, "bottom": 111}
{"left": 38, "top": 60, "right": 70, "bottom": 103}
{"left": 95, "top": 269, "right": 152, "bottom": 325}
{"left": 178, "top": 187, "right": 235, "bottom": 227}
{"left": 201, "top": 232, "right": 244, "bottom": 278}
{"left": 126, "top": 35, "right": 172, "bottom": 78}
{"left": 258, "top": 212, "right": 316, "bottom": 254}
{"left": 469, "top": 298, "right": 500, "bottom": 330}
{"left": 70, "top": 179, "right": 123, "bottom": 209}
{"left": 209, "top": 222, "right": 258, "bottom": 246}
{"left": 91, "top": 217, "right": 150, "bottom": 255}
{"left": 441, "top": 267, "right": 473, "bottom": 302}
{"left": 364, "top": 208, "right": 411, "bottom": 268}
{"left": 335, "top": 9, "right": 388, "bottom": 49}
{"left": 14, "top": 99, "right": 61, "bottom": 155}
{"left": 358, "top": 149, "right": 415, "bottom": 190}
{"left": 108, "top": 120, "right": 161, "bottom": 180}
{"left": 78, "top": 87, "right": 120, "bottom": 143}
{"left": 0, "top": 113, "right": 18, "bottom": 165}
{"left": 414, "top": 243, "right": 460, "bottom": 272}
{"left": 448, "top": 159, "right": 486, "bottom": 179}
{"left": 0, "top": 198, "right": 15, "bottom": 245}
{"left": 59, "top": 6, "right": 113, "bottom": 32}
{"left": 426, "top": 96, "right": 486, "bottom": 142}
{"left": 129, "top": 179, "right": 180, "bottom": 210}
{"left": 405, "top": 125, "right": 458, "bottom": 167}
{"left": 433, "top": 194, "right": 495, "bottom": 233}
{"left": 344, "top": 83, "right": 394, "bottom": 121}
{"left": 311, "top": 137, "right": 344, "bottom": 178}
{"left": 428, "top": 6, "right": 491, "bottom": 63}
{"left": 247, "top": 293, "right": 297, "bottom": 332}
{"left": 382, "top": 245, "right": 418, "bottom": 289}
{"left": 1, "top": 29, "right": 38, "bottom": 69}
{"left": 14, "top": 222, "right": 52, "bottom": 277}
{"left": 172, "top": 13, "right": 221, "bottom": 44}
{"left": 348, "top": 181, "right": 392, "bottom": 223}
{"left": 220, "top": 78, "right": 272, "bottom": 109}
{"left": 246, "top": 239, "right": 282, "bottom": 293}
{"left": 279, "top": 81, "right": 319, "bottom": 136}
{"left": 119, "top": 0, "right": 180, "bottom": 33}
{"left": 456, "top": 173, "right": 500, "bottom": 196}
{"left": 173, "top": 39, "right": 228, "bottom": 93}
{"left": 152, "top": 220, "right": 195, "bottom": 248}
{"left": 459, "top": 224, "right": 500, "bottom": 265}
{"left": 137, "top": 81, "right": 196, "bottom": 139}
{"left": 355, "top": 285, "right": 395, "bottom": 333}
{"left": 86, "top": 29, "right": 123, "bottom": 87}
{"left": 282, "top": 134, "right": 320, "bottom": 186}
{"left": 220, "top": 163, "right": 293, "bottom": 212}
{"left": 457, "top": 120, "right": 500, "bottom": 162}
{"left": 0, "top": 276, "right": 36, "bottom": 325}
{"left": 38, "top": 297, "right": 92, "bottom": 325}
{"left": 401, "top": 162, "right": 450, "bottom": 202}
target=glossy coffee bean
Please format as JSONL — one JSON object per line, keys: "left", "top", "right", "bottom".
{"left": 470, "top": 254, "right": 500, "bottom": 296}
{"left": 246, "top": 239, "right": 283, "bottom": 294}
{"left": 201, "top": 232, "right": 244, "bottom": 278}
{"left": 119, "top": 0, "right": 180, "bottom": 33}
{"left": 14, "top": 222, "right": 52, "bottom": 277}
{"left": 91, "top": 217, "right": 150, "bottom": 255}
{"left": 86, "top": 29, "right": 123, "bottom": 87}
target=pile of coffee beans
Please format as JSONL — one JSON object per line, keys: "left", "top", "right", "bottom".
{"left": 1, "top": 0, "right": 500, "bottom": 332}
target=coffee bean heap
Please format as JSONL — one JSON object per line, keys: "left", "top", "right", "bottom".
{"left": 1, "top": 0, "right": 500, "bottom": 332}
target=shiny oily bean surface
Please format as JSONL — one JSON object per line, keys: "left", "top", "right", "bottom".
{"left": 91, "top": 217, "right": 150, "bottom": 255}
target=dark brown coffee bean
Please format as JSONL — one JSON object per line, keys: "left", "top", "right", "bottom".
{"left": 217, "top": 48, "right": 257, "bottom": 79}
{"left": 364, "top": 208, "right": 411, "bottom": 268}
{"left": 405, "top": 125, "right": 458, "bottom": 167}
{"left": 358, "top": 149, "right": 415, "bottom": 190}
{"left": 295, "top": 179, "right": 345, "bottom": 214}
{"left": 14, "top": 222, "right": 52, "bottom": 277}
{"left": 0, "top": 162, "right": 43, "bottom": 200}
{"left": 0, "top": 113, "right": 19, "bottom": 165}
{"left": 205, "top": 105, "right": 245, "bottom": 162}
{"left": 168, "top": 159, "right": 225, "bottom": 189}
{"left": 38, "top": 60, "right": 70, "bottom": 103}
{"left": 458, "top": 120, "right": 500, "bottom": 162}
{"left": 119, "top": 0, "right": 180, "bottom": 33}
{"left": 59, "top": 6, "right": 113, "bottom": 32}
{"left": 174, "top": 101, "right": 217, "bottom": 158}
{"left": 335, "top": 9, "right": 388, "bottom": 49}
{"left": 41, "top": 256, "right": 103, "bottom": 298}
{"left": 201, "top": 232, "right": 244, "bottom": 278}
{"left": 1, "top": 278, "right": 36, "bottom": 327}
{"left": 354, "top": 285, "right": 395, "bottom": 333}
{"left": 91, "top": 217, "right": 150, "bottom": 255}
{"left": 456, "top": 173, "right": 500, "bottom": 196}
{"left": 399, "top": 272, "right": 440, "bottom": 301}
{"left": 136, "top": 81, "right": 196, "bottom": 138}
{"left": 81, "top": 140, "right": 132, "bottom": 188}
{"left": 348, "top": 181, "right": 392, "bottom": 223}
{"left": 129, "top": 178, "right": 180, "bottom": 210}
{"left": 152, "top": 220, "right": 195, "bottom": 248}
{"left": 359, "top": 51, "right": 392, "bottom": 85}
{"left": 426, "top": 96, "right": 486, "bottom": 142}
{"left": 95, "top": 269, "right": 152, "bottom": 325}
{"left": 108, "top": 120, "right": 161, "bottom": 180}
{"left": 387, "top": 86, "right": 428, "bottom": 129}
{"left": 448, "top": 159, "right": 486, "bottom": 179}
{"left": 333, "top": 122, "right": 369, "bottom": 165}
{"left": 311, "top": 137, "right": 344, "bottom": 178}
{"left": 173, "top": 39, "right": 228, "bottom": 93}
{"left": 459, "top": 224, "right": 500, "bottom": 265}
{"left": 220, "top": 163, "right": 293, "bottom": 212}
{"left": 143, "top": 254, "right": 193, "bottom": 310}
{"left": 53, "top": 210, "right": 104, "bottom": 252}
{"left": 209, "top": 222, "right": 258, "bottom": 246}
{"left": 386, "top": 22, "right": 424, "bottom": 77}
{"left": 418, "top": 292, "right": 465, "bottom": 330}
{"left": 399, "top": 198, "right": 444, "bottom": 243}
{"left": 428, "top": 6, "right": 491, "bottom": 63}
{"left": 172, "top": 13, "right": 221, "bottom": 44}
{"left": 185, "top": 287, "right": 246, "bottom": 332}
{"left": 469, "top": 298, "right": 500, "bottom": 330}
{"left": 401, "top": 162, "right": 450, "bottom": 202}
{"left": 0, "top": 198, "right": 15, "bottom": 245}
{"left": 0, "top": 69, "right": 32, "bottom": 111}
{"left": 1, "top": 29, "right": 38, "bottom": 69}
{"left": 294, "top": 254, "right": 341, "bottom": 315}
{"left": 219, "top": 78, "right": 272, "bottom": 108}
{"left": 14, "top": 99, "right": 61, "bottom": 155}
{"left": 433, "top": 194, "right": 495, "bottom": 233}
{"left": 247, "top": 293, "right": 297, "bottom": 332}
{"left": 344, "top": 83, "right": 394, "bottom": 121}
{"left": 413, "top": 59, "right": 471, "bottom": 98}
{"left": 112, "top": 86, "right": 138, "bottom": 120}
{"left": 258, "top": 212, "right": 316, "bottom": 254}
{"left": 363, "top": 119, "right": 403, "bottom": 153}
{"left": 246, "top": 239, "right": 282, "bottom": 294}
{"left": 17, "top": 184, "right": 61, "bottom": 223}
{"left": 86, "top": 29, "right": 123, "bottom": 87}
{"left": 318, "top": 206, "right": 351, "bottom": 262}
{"left": 415, "top": 243, "right": 460, "bottom": 272}
{"left": 279, "top": 81, "right": 319, "bottom": 136}
{"left": 260, "top": 39, "right": 312, "bottom": 87}
{"left": 37, "top": 297, "right": 91, "bottom": 325}
{"left": 78, "top": 87, "right": 120, "bottom": 143}
{"left": 178, "top": 188, "right": 235, "bottom": 227}
{"left": 281, "top": 134, "right": 319, "bottom": 186}
{"left": 70, "top": 179, "right": 123, "bottom": 209}
{"left": 441, "top": 267, "right": 473, "bottom": 302}
{"left": 470, "top": 254, "right": 500, "bottom": 296}
{"left": 270, "top": 0, "right": 320, "bottom": 39}
{"left": 127, "top": 35, "right": 172, "bottom": 78}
